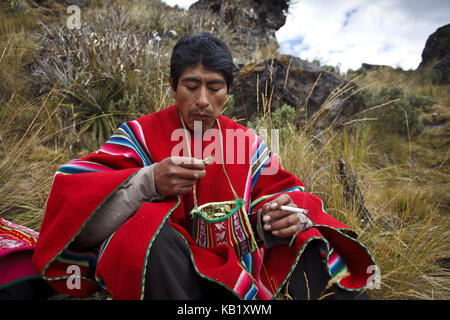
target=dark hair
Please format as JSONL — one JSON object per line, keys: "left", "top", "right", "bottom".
{"left": 170, "top": 32, "right": 234, "bottom": 92}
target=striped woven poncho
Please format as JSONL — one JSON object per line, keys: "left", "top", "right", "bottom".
{"left": 32, "top": 104, "right": 375, "bottom": 299}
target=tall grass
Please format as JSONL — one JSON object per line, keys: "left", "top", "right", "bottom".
{"left": 272, "top": 119, "right": 449, "bottom": 299}
{"left": 28, "top": 0, "right": 239, "bottom": 149}
{"left": 0, "top": 90, "right": 66, "bottom": 231}
{"left": 247, "top": 62, "right": 449, "bottom": 299}
{"left": 346, "top": 66, "right": 450, "bottom": 107}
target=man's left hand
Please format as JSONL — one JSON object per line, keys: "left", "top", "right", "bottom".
{"left": 261, "top": 194, "right": 304, "bottom": 238}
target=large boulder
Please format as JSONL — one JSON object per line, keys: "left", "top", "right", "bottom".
{"left": 188, "top": 1, "right": 361, "bottom": 128}
{"left": 227, "top": 56, "right": 361, "bottom": 128}
{"left": 417, "top": 24, "right": 450, "bottom": 84}
{"left": 189, "top": 0, "right": 290, "bottom": 56}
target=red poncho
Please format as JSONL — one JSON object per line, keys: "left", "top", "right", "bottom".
{"left": 32, "top": 105, "right": 375, "bottom": 299}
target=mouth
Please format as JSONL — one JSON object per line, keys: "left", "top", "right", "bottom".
{"left": 191, "top": 114, "right": 211, "bottom": 121}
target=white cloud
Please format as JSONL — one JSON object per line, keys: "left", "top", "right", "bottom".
{"left": 160, "top": 0, "right": 197, "bottom": 10}
{"left": 160, "top": 0, "right": 449, "bottom": 71}
{"left": 276, "top": 0, "right": 450, "bottom": 72}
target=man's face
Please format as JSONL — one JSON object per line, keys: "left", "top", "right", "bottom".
{"left": 171, "top": 64, "right": 228, "bottom": 132}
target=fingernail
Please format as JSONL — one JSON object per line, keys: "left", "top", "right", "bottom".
{"left": 263, "top": 215, "right": 270, "bottom": 222}
{"left": 264, "top": 224, "right": 271, "bottom": 231}
{"left": 271, "top": 202, "right": 278, "bottom": 209}
{"left": 272, "top": 230, "right": 279, "bottom": 236}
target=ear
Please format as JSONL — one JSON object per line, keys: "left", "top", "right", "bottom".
{"left": 169, "top": 77, "right": 176, "bottom": 99}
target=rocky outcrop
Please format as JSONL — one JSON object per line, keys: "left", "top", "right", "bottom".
{"left": 189, "top": 0, "right": 290, "bottom": 56}
{"left": 361, "top": 63, "right": 393, "bottom": 71}
{"left": 188, "top": 1, "right": 361, "bottom": 128}
{"left": 227, "top": 56, "right": 361, "bottom": 128}
{"left": 53, "top": 0, "right": 85, "bottom": 7}
{"left": 417, "top": 24, "right": 450, "bottom": 84}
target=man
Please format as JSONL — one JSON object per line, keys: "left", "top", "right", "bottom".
{"left": 32, "top": 33, "right": 375, "bottom": 300}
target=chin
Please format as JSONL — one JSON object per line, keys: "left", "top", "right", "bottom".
{"left": 189, "top": 119, "right": 213, "bottom": 131}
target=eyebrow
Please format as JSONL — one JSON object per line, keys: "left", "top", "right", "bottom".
{"left": 180, "top": 77, "right": 226, "bottom": 85}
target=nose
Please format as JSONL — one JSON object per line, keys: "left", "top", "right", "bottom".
{"left": 196, "top": 86, "right": 210, "bottom": 109}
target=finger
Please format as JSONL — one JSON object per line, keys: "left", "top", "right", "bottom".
{"left": 177, "top": 185, "right": 195, "bottom": 195}
{"left": 262, "top": 195, "right": 294, "bottom": 215}
{"left": 273, "top": 194, "right": 293, "bottom": 207}
{"left": 261, "top": 198, "right": 287, "bottom": 217}
{"left": 159, "top": 181, "right": 193, "bottom": 196}
{"left": 264, "top": 213, "right": 299, "bottom": 231}
{"left": 172, "top": 157, "right": 205, "bottom": 170}
{"left": 262, "top": 206, "right": 295, "bottom": 224}
{"left": 173, "top": 176, "right": 196, "bottom": 186}
{"left": 261, "top": 201, "right": 275, "bottom": 215}
{"left": 172, "top": 166, "right": 206, "bottom": 180}
{"left": 271, "top": 224, "right": 299, "bottom": 238}
{"left": 170, "top": 178, "right": 198, "bottom": 194}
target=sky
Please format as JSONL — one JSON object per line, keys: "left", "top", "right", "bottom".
{"left": 161, "top": 0, "right": 450, "bottom": 72}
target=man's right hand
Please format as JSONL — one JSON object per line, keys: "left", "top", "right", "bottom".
{"left": 153, "top": 156, "right": 206, "bottom": 196}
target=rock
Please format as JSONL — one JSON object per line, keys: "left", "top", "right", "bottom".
{"left": 227, "top": 55, "right": 361, "bottom": 128}
{"left": 54, "top": 0, "right": 85, "bottom": 7}
{"left": 189, "top": 0, "right": 290, "bottom": 56}
{"left": 422, "top": 106, "right": 448, "bottom": 131}
{"left": 361, "top": 63, "right": 392, "bottom": 71}
{"left": 430, "top": 53, "right": 450, "bottom": 83}
{"left": 417, "top": 24, "right": 450, "bottom": 84}
{"left": 233, "top": 59, "right": 246, "bottom": 68}
{"left": 424, "top": 123, "right": 447, "bottom": 131}
{"left": 189, "top": 0, "right": 361, "bottom": 127}
{"left": 418, "top": 24, "right": 450, "bottom": 69}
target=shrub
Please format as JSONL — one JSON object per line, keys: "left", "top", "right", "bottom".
{"left": 271, "top": 103, "right": 297, "bottom": 129}
{"left": 31, "top": 4, "right": 176, "bottom": 145}
{"left": 406, "top": 91, "right": 436, "bottom": 112}
{"left": 1, "top": 0, "right": 26, "bottom": 13}
{"left": 356, "top": 84, "right": 436, "bottom": 136}
{"left": 30, "top": 0, "right": 236, "bottom": 148}
{"left": 246, "top": 104, "right": 297, "bottom": 149}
